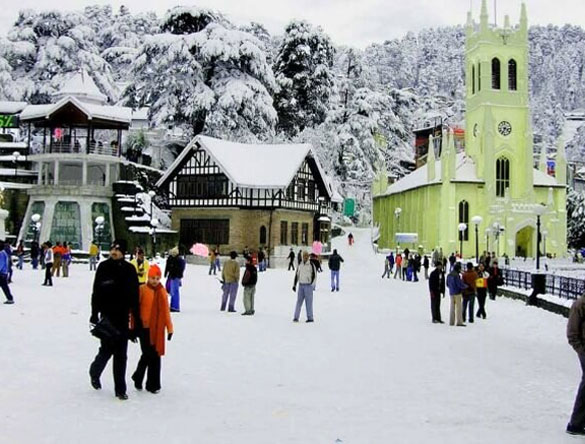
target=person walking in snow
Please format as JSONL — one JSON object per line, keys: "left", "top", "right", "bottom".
{"left": 292, "top": 251, "right": 317, "bottom": 323}
{"left": 297, "top": 249, "right": 302, "bottom": 265}
{"left": 461, "top": 262, "right": 478, "bottom": 323}
{"left": 61, "top": 242, "right": 72, "bottom": 278}
{"left": 165, "top": 247, "right": 185, "bottom": 313}
{"left": 0, "top": 240, "right": 14, "bottom": 304}
{"left": 52, "top": 242, "right": 63, "bottom": 277}
{"left": 487, "top": 261, "right": 502, "bottom": 301}
{"left": 221, "top": 251, "right": 240, "bottom": 312}
{"left": 89, "top": 240, "right": 99, "bottom": 271}
{"left": 423, "top": 255, "right": 430, "bottom": 280}
{"left": 388, "top": 252, "right": 395, "bottom": 274}
{"left": 347, "top": 232, "right": 354, "bottom": 246}
{"left": 382, "top": 254, "right": 391, "bottom": 279}
{"left": 42, "top": 241, "right": 54, "bottom": 286}
{"left": 428, "top": 261, "right": 445, "bottom": 323}
{"left": 394, "top": 253, "right": 403, "bottom": 279}
{"left": 475, "top": 263, "right": 489, "bottom": 319}
{"left": 447, "top": 262, "right": 467, "bottom": 327}
{"left": 566, "top": 294, "right": 585, "bottom": 435}
{"left": 30, "top": 240, "right": 40, "bottom": 270}
{"left": 448, "top": 253, "right": 456, "bottom": 272}
{"left": 130, "top": 247, "right": 149, "bottom": 285}
{"left": 208, "top": 249, "right": 217, "bottom": 275}
{"left": 131, "top": 264, "right": 173, "bottom": 394}
{"left": 258, "top": 247, "right": 266, "bottom": 272}
{"left": 287, "top": 248, "right": 296, "bottom": 271}
{"left": 241, "top": 255, "right": 258, "bottom": 315}
{"left": 328, "top": 249, "right": 344, "bottom": 292}
{"left": 15, "top": 240, "right": 24, "bottom": 270}
{"left": 89, "top": 239, "right": 141, "bottom": 400}
{"left": 214, "top": 246, "right": 221, "bottom": 272}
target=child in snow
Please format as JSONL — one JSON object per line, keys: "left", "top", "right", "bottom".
{"left": 131, "top": 264, "right": 174, "bottom": 394}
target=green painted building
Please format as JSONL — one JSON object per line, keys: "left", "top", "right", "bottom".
{"left": 373, "top": 1, "right": 567, "bottom": 258}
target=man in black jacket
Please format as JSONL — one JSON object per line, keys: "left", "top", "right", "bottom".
{"left": 327, "top": 249, "right": 344, "bottom": 292}
{"left": 428, "top": 261, "right": 446, "bottom": 323}
{"left": 89, "top": 239, "right": 141, "bottom": 400}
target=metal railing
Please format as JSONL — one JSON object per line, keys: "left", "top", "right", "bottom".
{"left": 501, "top": 268, "right": 585, "bottom": 300}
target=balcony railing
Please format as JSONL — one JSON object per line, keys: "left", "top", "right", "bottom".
{"left": 33, "top": 139, "right": 120, "bottom": 157}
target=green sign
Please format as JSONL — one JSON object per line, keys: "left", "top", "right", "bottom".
{"left": 0, "top": 114, "right": 19, "bottom": 128}
{"left": 343, "top": 198, "right": 355, "bottom": 217}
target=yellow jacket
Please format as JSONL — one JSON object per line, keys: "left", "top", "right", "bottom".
{"left": 130, "top": 258, "right": 150, "bottom": 284}
{"left": 89, "top": 244, "right": 99, "bottom": 257}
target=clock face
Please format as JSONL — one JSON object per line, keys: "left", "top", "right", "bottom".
{"left": 498, "top": 121, "right": 512, "bottom": 136}
{"left": 473, "top": 124, "right": 478, "bottom": 137}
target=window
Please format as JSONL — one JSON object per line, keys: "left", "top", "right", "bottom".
{"left": 308, "top": 180, "right": 316, "bottom": 202}
{"left": 297, "top": 179, "right": 306, "bottom": 200}
{"left": 280, "top": 221, "right": 288, "bottom": 245}
{"left": 180, "top": 219, "right": 229, "bottom": 247}
{"left": 176, "top": 174, "right": 228, "bottom": 199}
{"left": 508, "top": 59, "right": 517, "bottom": 91}
{"left": 492, "top": 58, "right": 501, "bottom": 90}
{"left": 458, "top": 200, "right": 469, "bottom": 241}
{"left": 496, "top": 157, "right": 510, "bottom": 197}
{"left": 286, "top": 182, "right": 294, "bottom": 200}
{"left": 259, "top": 226, "right": 267, "bottom": 245}
{"left": 301, "top": 223, "right": 309, "bottom": 245}
{"left": 478, "top": 62, "right": 481, "bottom": 91}
{"left": 291, "top": 222, "right": 299, "bottom": 245}
{"left": 472, "top": 65, "right": 476, "bottom": 94}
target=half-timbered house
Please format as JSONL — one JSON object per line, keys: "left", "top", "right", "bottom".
{"left": 157, "top": 136, "right": 333, "bottom": 261}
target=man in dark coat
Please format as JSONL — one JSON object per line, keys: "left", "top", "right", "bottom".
{"left": 89, "top": 239, "right": 141, "bottom": 400}
{"left": 567, "top": 294, "right": 585, "bottom": 435}
{"left": 327, "top": 249, "right": 344, "bottom": 292}
{"left": 428, "top": 262, "right": 445, "bottom": 323}
{"left": 287, "top": 248, "right": 296, "bottom": 271}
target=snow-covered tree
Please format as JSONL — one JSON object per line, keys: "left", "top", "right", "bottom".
{"left": 273, "top": 20, "right": 335, "bottom": 136}
{"left": 567, "top": 188, "right": 585, "bottom": 248}
{"left": 125, "top": 7, "right": 277, "bottom": 139}
{"left": 2, "top": 9, "right": 117, "bottom": 103}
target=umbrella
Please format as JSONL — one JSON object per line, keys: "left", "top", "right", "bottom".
{"left": 312, "top": 241, "right": 323, "bottom": 255}
{"left": 190, "top": 243, "right": 209, "bottom": 257}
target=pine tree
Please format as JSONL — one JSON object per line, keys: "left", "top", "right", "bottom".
{"left": 273, "top": 20, "right": 335, "bottom": 136}
{"left": 125, "top": 6, "right": 277, "bottom": 138}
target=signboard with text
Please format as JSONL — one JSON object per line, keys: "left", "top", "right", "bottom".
{"left": 0, "top": 114, "right": 19, "bottom": 128}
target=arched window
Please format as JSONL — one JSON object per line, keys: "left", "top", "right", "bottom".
{"left": 472, "top": 65, "right": 476, "bottom": 94}
{"left": 492, "top": 58, "right": 501, "bottom": 90}
{"left": 478, "top": 62, "right": 481, "bottom": 91}
{"left": 496, "top": 157, "right": 510, "bottom": 197}
{"left": 259, "top": 226, "right": 267, "bottom": 245}
{"left": 508, "top": 59, "right": 517, "bottom": 91}
{"left": 458, "top": 200, "right": 469, "bottom": 241}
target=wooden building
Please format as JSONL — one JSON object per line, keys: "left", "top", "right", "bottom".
{"left": 157, "top": 136, "right": 333, "bottom": 260}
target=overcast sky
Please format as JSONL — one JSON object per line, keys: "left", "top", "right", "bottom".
{"left": 1, "top": 0, "right": 585, "bottom": 47}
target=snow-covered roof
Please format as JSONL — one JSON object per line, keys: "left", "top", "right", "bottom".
{"left": 20, "top": 96, "right": 132, "bottom": 124}
{"left": 379, "top": 152, "right": 563, "bottom": 197}
{"left": 131, "top": 108, "right": 149, "bottom": 121}
{"left": 52, "top": 71, "right": 107, "bottom": 105}
{"left": 158, "top": 135, "right": 332, "bottom": 196}
{"left": 0, "top": 101, "right": 28, "bottom": 114}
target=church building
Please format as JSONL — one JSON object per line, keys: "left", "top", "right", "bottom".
{"left": 373, "top": 1, "right": 567, "bottom": 258}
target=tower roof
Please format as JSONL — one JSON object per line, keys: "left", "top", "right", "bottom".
{"left": 52, "top": 71, "right": 108, "bottom": 105}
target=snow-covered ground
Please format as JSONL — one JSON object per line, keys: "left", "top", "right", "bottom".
{"left": 0, "top": 229, "right": 580, "bottom": 443}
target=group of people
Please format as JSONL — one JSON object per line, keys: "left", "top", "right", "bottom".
{"left": 89, "top": 239, "right": 175, "bottom": 400}
{"left": 428, "top": 257, "right": 503, "bottom": 326}
{"left": 382, "top": 249, "right": 430, "bottom": 282}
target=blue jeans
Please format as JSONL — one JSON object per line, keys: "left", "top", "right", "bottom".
{"left": 294, "top": 284, "right": 314, "bottom": 321}
{"left": 215, "top": 258, "right": 221, "bottom": 271}
{"left": 221, "top": 282, "right": 238, "bottom": 310}
{"left": 330, "top": 270, "right": 340, "bottom": 290}
{"left": 17, "top": 256, "right": 24, "bottom": 270}
{"left": 0, "top": 273, "right": 13, "bottom": 301}
{"left": 209, "top": 262, "right": 216, "bottom": 275}
{"left": 169, "top": 278, "right": 181, "bottom": 311}
{"left": 89, "top": 256, "right": 97, "bottom": 271}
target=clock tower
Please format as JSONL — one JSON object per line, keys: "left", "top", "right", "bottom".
{"left": 465, "top": 0, "right": 533, "bottom": 200}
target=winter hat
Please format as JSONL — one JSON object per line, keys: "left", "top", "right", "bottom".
{"left": 148, "top": 264, "right": 162, "bottom": 278}
{"left": 111, "top": 239, "right": 128, "bottom": 254}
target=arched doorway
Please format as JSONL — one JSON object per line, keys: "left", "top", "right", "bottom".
{"left": 515, "top": 226, "right": 534, "bottom": 258}
{"left": 259, "top": 226, "right": 267, "bottom": 245}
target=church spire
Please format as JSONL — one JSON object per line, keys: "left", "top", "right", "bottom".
{"left": 539, "top": 146, "right": 547, "bottom": 174}
{"left": 427, "top": 135, "right": 436, "bottom": 182}
{"left": 519, "top": 2, "right": 528, "bottom": 34}
{"left": 480, "top": 0, "right": 489, "bottom": 32}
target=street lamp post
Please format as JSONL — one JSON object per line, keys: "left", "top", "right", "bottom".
{"left": 534, "top": 204, "right": 547, "bottom": 271}
{"left": 150, "top": 218, "right": 159, "bottom": 258}
{"left": 31, "top": 213, "right": 41, "bottom": 242}
{"left": 394, "top": 207, "right": 402, "bottom": 253}
{"left": 471, "top": 216, "right": 483, "bottom": 264}
{"left": 492, "top": 222, "right": 504, "bottom": 258}
{"left": 542, "top": 229, "right": 548, "bottom": 261}
{"left": 148, "top": 190, "right": 156, "bottom": 219}
{"left": 485, "top": 227, "right": 491, "bottom": 254}
{"left": 94, "top": 216, "right": 105, "bottom": 253}
{"left": 12, "top": 151, "right": 21, "bottom": 179}
{"left": 529, "top": 204, "right": 548, "bottom": 305}
{"left": 458, "top": 223, "right": 467, "bottom": 259}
